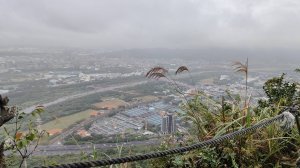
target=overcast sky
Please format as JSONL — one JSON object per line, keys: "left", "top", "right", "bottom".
{"left": 1, "top": 0, "right": 300, "bottom": 49}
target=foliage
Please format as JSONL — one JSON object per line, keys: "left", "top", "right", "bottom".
{"left": 148, "top": 66, "right": 300, "bottom": 167}
{"left": 3, "top": 107, "right": 47, "bottom": 168}
{"left": 232, "top": 58, "right": 249, "bottom": 124}
{"left": 257, "top": 74, "right": 297, "bottom": 112}
{"left": 0, "top": 96, "right": 47, "bottom": 168}
{"left": 4, "top": 64, "right": 300, "bottom": 167}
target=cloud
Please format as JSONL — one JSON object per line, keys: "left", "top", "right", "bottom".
{"left": 0, "top": 0, "right": 300, "bottom": 49}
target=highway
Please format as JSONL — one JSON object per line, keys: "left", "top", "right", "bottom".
{"left": 22, "top": 70, "right": 222, "bottom": 113}
{"left": 22, "top": 80, "right": 148, "bottom": 113}
{"left": 19, "top": 70, "right": 220, "bottom": 154}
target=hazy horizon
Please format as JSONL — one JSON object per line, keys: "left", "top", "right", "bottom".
{"left": 1, "top": 0, "right": 300, "bottom": 50}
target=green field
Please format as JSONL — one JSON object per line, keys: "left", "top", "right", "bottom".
{"left": 41, "top": 109, "right": 94, "bottom": 131}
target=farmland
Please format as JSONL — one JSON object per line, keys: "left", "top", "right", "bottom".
{"left": 40, "top": 109, "right": 94, "bottom": 131}
{"left": 92, "top": 98, "right": 128, "bottom": 110}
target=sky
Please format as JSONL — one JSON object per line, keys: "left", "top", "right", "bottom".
{"left": 1, "top": 0, "right": 300, "bottom": 50}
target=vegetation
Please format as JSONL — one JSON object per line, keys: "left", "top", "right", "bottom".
{"left": 2, "top": 64, "right": 300, "bottom": 167}
{"left": 40, "top": 109, "right": 94, "bottom": 132}
{"left": 232, "top": 58, "right": 249, "bottom": 98}
{"left": 0, "top": 97, "right": 47, "bottom": 168}
{"left": 8, "top": 75, "right": 142, "bottom": 108}
{"left": 121, "top": 81, "right": 172, "bottom": 96}
{"left": 232, "top": 59, "right": 249, "bottom": 124}
{"left": 146, "top": 65, "right": 300, "bottom": 167}
{"left": 28, "top": 81, "right": 165, "bottom": 124}
{"left": 256, "top": 73, "right": 298, "bottom": 114}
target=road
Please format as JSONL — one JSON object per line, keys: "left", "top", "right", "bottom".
{"left": 23, "top": 70, "right": 223, "bottom": 113}
{"left": 32, "top": 139, "right": 160, "bottom": 156}
{"left": 37, "top": 74, "right": 217, "bottom": 145}
{"left": 22, "top": 70, "right": 221, "bottom": 145}
{"left": 22, "top": 80, "right": 148, "bottom": 113}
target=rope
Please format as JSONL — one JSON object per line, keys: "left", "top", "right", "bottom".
{"left": 35, "top": 112, "right": 291, "bottom": 168}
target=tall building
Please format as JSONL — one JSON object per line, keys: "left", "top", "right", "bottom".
{"left": 161, "top": 113, "right": 176, "bottom": 134}
{"left": 161, "top": 117, "right": 167, "bottom": 134}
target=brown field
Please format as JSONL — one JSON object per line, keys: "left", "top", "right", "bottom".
{"left": 92, "top": 98, "right": 128, "bottom": 110}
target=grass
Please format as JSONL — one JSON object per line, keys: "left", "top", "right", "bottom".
{"left": 40, "top": 109, "right": 94, "bottom": 131}
{"left": 134, "top": 95, "right": 159, "bottom": 103}
{"left": 92, "top": 98, "right": 128, "bottom": 110}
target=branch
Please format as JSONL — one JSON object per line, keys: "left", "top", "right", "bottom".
{"left": 27, "top": 130, "right": 46, "bottom": 157}
{"left": 0, "top": 95, "right": 16, "bottom": 127}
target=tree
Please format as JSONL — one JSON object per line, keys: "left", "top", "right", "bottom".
{"left": 0, "top": 95, "right": 46, "bottom": 168}
{"left": 257, "top": 74, "right": 297, "bottom": 111}
{"left": 0, "top": 95, "right": 16, "bottom": 168}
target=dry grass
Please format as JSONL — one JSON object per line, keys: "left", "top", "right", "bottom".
{"left": 92, "top": 98, "right": 128, "bottom": 110}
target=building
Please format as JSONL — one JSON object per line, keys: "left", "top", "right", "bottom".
{"left": 90, "top": 111, "right": 103, "bottom": 117}
{"left": 161, "top": 113, "right": 177, "bottom": 134}
{"left": 79, "top": 73, "right": 91, "bottom": 82}
{"left": 76, "top": 129, "right": 91, "bottom": 138}
{"left": 47, "top": 129, "right": 62, "bottom": 136}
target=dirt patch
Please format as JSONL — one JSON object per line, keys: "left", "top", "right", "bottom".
{"left": 92, "top": 98, "right": 128, "bottom": 110}
{"left": 133, "top": 95, "right": 159, "bottom": 103}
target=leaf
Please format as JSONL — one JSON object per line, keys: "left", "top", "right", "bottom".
{"left": 245, "top": 107, "right": 252, "bottom": 127}
{"left": 214, "top": 116, "right": 245, "bottom": 137}
{"left": 17, "top": 139, "right": 27, "bottom": 149}
{"left": 229, "top": 153, "right": 239, "bottom": 168}
{"left": 15, "top": 132, "right": 23, "bottom": 141}
{"left": 26, "top": 133, "right": 36, "bottom": 141}
{"left": 31, "top": 105, "right": 45, "bottom": 116}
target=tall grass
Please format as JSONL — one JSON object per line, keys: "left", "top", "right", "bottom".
{"left": 147, "top": 65, "right": 300, "bottom": 167}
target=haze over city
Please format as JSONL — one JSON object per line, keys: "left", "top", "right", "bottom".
{"left": 0, "top": 1, "right": 300, "bottom": 167}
